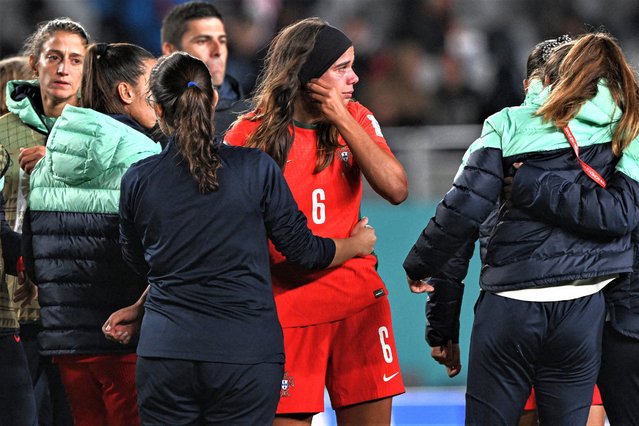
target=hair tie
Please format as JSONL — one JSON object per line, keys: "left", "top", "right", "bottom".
{"left": 187, "top": 81, "right": 198, "bottom": 88}
{"left": 95, "top": 43, "right": 108, "bottom": 57}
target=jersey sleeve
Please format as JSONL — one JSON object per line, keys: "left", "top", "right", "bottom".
{"left": 223, "top": 118, "right": 254, "bottom": 147}
{"left": 403, "top": 124, "right": 504, "bottom": 281}
{"left": 349, "top": 102, "right": 394, "bottom": 156}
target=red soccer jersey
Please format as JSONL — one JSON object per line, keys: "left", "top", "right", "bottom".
{"left": 225, "top": 102, "right": 394, "bottom": 326}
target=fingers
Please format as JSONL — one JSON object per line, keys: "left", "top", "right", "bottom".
{"left": 432, "top": 341, "right": 462, "bottom": 377}
{"left": 102, "top": 312, "right": 124, "bottom": 331}
{"left": 446, "top": 364, "right": 462, "bottom": 378}
{"left": 25, "top": 285, "right": 37, "bottom": 307}
{"left": 102, "top": 306, "right": 143, "bottom": 344}
{"left": 102, "top": 318, "right": 132, "bottom": 344}
{"left": 13, "top": 286, "right": 27, "bottom": 304}
{"left": 431, "top": 346, "right": 447, "bottom": 364}
{"left": 350, "top": 217, "right": 376, "bottom": 256}
{"left": 358, "top": 217, "right": 374, "bottom": 232}
{"left": 407, "top": 277, "right": 434, "bottom": 293}
{"left": 306, "top": 79, "right": 330, "bottom": 92}
{"left": 13, "top": 281, "right": 37, "bottom": 307}
{"left": 447, "top": 343, "right": 462, "bottom": 377}
{"left": 18, "top": 147, "right": 45, "bottom": 174}
{"left": 447, "top": 358, "right": 462, "bottom": 377}
{"left": 103, "top": 324, "right": 131, "bottom": 344}
{"left": 355, "top": 216, "right": 369, "bottom": 228}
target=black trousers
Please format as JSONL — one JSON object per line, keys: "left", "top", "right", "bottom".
{"left": 598, "top": 323, "right": 639, "bottom": 425}
{"left": 136, "top": 356, "right": 283, "bottom": 426}
{"left": 0, "top": 333, "right": 37, "bottom": 426}
{"left": 465, "top": 291, "right": 604, "bottom": 426}
{"left": 20, "top": 323, "right": 73, "bottom": 426}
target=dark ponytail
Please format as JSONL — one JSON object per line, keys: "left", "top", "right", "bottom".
{"left": 81, "top": 42, "right": 155, "bottom": 114}
{"left": 150, "top": 52, "right": 220, "bottom": 193}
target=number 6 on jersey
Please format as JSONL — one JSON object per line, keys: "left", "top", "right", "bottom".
{"left": 312, "top": 188, "right": 326, "bottom": 224}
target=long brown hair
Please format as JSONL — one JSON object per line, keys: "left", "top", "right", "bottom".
{"left": 537, "top": 32, "right": 639, "bottom": 156}
{"left": 150, "top": 52, "right": 220, "bottom": 193}
{"left": 241, "top": 17, "right": 341, "bottom": 172}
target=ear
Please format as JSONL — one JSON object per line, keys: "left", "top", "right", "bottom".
{"left": 29, "top": 55, "right": 38, "bottom": 77}
{"left": 117, "top": 82, "right": 134, "bottom": 105}
{"left": 544, "top": 75, "right": 551, "bottom": 86}
{"left": 154, "top": 103, "right": 164, "bottom": 119}
{"left": 523, "top": 79, "right": 529, "bottom": 93}
{"left": 162, "top": 42, "right": 177, "bottom": 55}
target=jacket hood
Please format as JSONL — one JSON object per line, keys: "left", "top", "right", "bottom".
{"left": 522, "top": 79, "right": 544, "bottom": 107}
{"left": 535, "top": 79, "right": 622, "bottom": 127}
{"left": 6, "top": 80, "right": 52, "bottom": 133}
{"left": 43, "top": 105, "right": 160, "bottom": 186}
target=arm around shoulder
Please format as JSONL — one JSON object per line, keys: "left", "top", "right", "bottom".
{"left": 511, "top": 164, "right": 639, "bottom": 238}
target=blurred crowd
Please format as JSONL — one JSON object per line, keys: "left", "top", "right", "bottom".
{"left": 3, "top": 0, "right": 639, "bottom": 127}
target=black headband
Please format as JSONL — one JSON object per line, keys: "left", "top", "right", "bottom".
{"left": 299, "top": 25, "right": 352, "bottom": 85}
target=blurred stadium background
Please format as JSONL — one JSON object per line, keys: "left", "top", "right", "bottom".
{"left": 3, "top": 0, "right": 636, "bottom": 423}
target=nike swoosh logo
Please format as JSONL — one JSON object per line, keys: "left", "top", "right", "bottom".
{"left": 383, "top": 372, "right": 399, "bottom": 382}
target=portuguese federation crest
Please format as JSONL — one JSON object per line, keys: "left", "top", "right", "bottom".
{"left": 281, "top": 372, "right": 295, "bottom": 397}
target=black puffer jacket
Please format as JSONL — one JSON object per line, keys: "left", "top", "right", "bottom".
{"left": 22, "top": 106, "right": 160, "bottom": 356}
{"left": 511, "top": 163, "right": 639, "bottom": 339}
{"left": 404, "top": 82, "right": 638, "bottom": 293}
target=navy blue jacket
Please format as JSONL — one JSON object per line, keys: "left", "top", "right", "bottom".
{"left": 215, "top": 74, "right": 250, "bottom": 139}
{"left": 121, "top": 142, "right": 335, "bottom": 364}
{"left": 404, "top": 81, "right": 639, "bottom": 294}
{"left": 511, "top": 163, "right": 639, "bottom": 339}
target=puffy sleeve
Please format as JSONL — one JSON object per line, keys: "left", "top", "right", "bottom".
{"left": 510, "top": 164, "right": 639, "bottom": 238}
{"left": 403, "top": 122, "right": 504, "bottom": 280}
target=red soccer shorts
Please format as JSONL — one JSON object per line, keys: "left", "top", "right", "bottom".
{"left": 277, "top": 297, "right": 405, "bottom": 414}
{"left": 524, "top": 384, "right": 603, "bottom": 410}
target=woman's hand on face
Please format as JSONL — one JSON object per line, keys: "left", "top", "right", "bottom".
{"left": 306, "top": 79, "right": 349, "bottom": 124}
